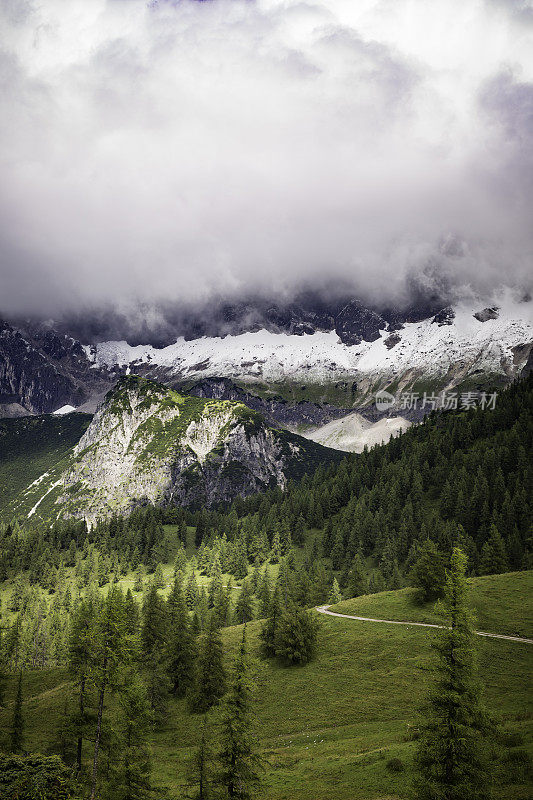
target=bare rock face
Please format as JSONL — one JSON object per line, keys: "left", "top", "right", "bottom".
{"left": 432, "top": 307, "right": 456, "bottom": 326}
{"left": 384, "top": 333, "right": 402, "bottom": 350}
{"left": 54, "top": 375, "right": 340, "bottom": 523}
{"left": 474, "top": 307, "right": 500, "bottom": 322}
{"left": 0, "top": 319, "right": 112, "bottom": 415}
{"left": 334, "top": 301, "right": 386, "bottom": 346}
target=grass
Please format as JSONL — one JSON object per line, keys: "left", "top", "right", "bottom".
{"left": 0, "top": 572, "right": 531, "bottom": 799}
{"left": 331, "top": 571, "right": 533, "bottom": 639}
{"left": 0, "top": 413, "right": 91, "bottom": 518}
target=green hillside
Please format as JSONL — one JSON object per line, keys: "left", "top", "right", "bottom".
{"left": 0, "top": 573, "right": 531, "bottom": 800}
{"left": 330, "top": 571, "right": 533, "bottom": 639}
{"left": 0, "top": 413, "right": 92, "bottom": 515}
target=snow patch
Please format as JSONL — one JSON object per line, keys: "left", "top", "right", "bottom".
{"left": 28, "top": 479, "right": 62, "bottom": 517}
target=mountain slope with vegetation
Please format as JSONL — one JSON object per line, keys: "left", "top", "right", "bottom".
{"left": 0, "top": 570, "right": 531, "bottom": 800}
{"left": 1, "top": 375, "right": 342, "bottom": 525}
{"left": 0, "top": 413, "right": 92, "bottom": 513}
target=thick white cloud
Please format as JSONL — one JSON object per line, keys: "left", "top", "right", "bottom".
{"left": 0, "top": 0, "right": 532, "bottom": 316}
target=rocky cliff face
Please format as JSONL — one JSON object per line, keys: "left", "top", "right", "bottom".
{"left": 0, "top": 319, "right": 112, "bottom": 416}
{"left": 39, "top": 375, "right": 340, "bottom": 523}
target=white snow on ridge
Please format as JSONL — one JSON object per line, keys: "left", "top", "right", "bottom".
{"left": 86, "top": 295, "right": 533, "bottom": 386}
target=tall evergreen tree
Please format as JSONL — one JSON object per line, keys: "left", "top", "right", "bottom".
{"left": 414, "top": 548, "right": 492, "bottom": 800}
{"left": 479, "top": 525, "right": 509, "bottom": 575}
{"left": 189, "top": 616, "right": 226, "bottom": 713}
{"left": 328, "top": 578, "right": 342, "bottom": 605}
{"left": 411, "top": 540, "right": 447, "bottom": 603}
{"left": 89, "top": 586, "right": 132, "bottom": 800}
{"left": 141, "top": 584, "right": 170, "bottom": 720}
{"left": 217, "top": 627, "right": 262, "bottom": 799}
{"left": 10, "top": 671, "right": 24, "bottom": 753}
{"left": 347, "top": 553, "right": 367, "bottom": 598}
{"left": 110, "top": 676, "right": 152, "bottom": 800}
{"left": 234, "top": 580, "right": 254, "bottom": 625}
{"left": 68, "top": 593, "right": 99, "bottom": 775}
{"left": 188, "top": 715, "right": 215, "bottom": 800}
{"left": 167, "top": 579, "right": 196, "bottom": 698}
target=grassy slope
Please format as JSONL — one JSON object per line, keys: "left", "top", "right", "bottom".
{"left": 0, "top": 414, "right": 91, "bottom": 518}
{"left": 331, "top": 571, "right": 533, "bottom": 640}
{"left": 0, "top": 572, "right": 531, "bottom": 800}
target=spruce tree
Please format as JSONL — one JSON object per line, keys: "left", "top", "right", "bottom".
{"left": 167, "top": 579, "right": 196, "bottom": 697}
{"left": 68, "top": 593, "right": 99, "bottom": 775}
{"left": 411, "top": 540, "right": 447, "bottom": 602}
{"left": 275, "top": 603, "right": 319, "bottom": 666}
{"left": 217, "top": 627, "right": 262, "bottom": 799}
{"left": 479, "top": 525, "right": 509, "bottom": 575}
{"left": 269, "top": 529, "right": 282, "bottom": 564}
{"left": 328, "top": 578, "right": 342, "bottom": 605}
{"left": 188, "top": 715, "right": 214, "bottom": 800}
{"left": 10, "top": 671, "right": 24, "bottom": 753}
{"left": 189, "top": 616, "right": 226, "bottom": 713}
{"left": 414, "top": 548, "right": 492, "bottom": 800}
{"left": 345, "top": 552, "right": 366, "bottom": 598}
{"left": 110, "top": 676, "right": 152, "bottom": 800}
{"left": 141, "top": 584, "right": 170, "bottom": 720}
{"left": 259, "top": 587, "right": 282, "bottom": 658}
{"left": 234, "top": 580, "right": 254, "bottom": 625}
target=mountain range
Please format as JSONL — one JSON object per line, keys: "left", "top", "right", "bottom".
{"left": 2, "top": 290, "right": 531, "bottom": 422}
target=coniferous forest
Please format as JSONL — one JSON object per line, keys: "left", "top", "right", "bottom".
{"left": 0, "top": 375, "right": 531, "bottom": 798}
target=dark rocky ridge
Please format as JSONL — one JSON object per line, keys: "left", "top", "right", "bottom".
{"left": 186, "top": 377, "right": 353, "bottom": 429}
{"left": 0, "top": 320, "right": 114, "bottom": 416}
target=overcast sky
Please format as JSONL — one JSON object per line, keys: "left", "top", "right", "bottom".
{"left": 0, "top": 0, "right": 532, "bottom": 318}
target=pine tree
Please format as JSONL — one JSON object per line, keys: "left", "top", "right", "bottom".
{"left": 217, "top": 627, "right": 262, "bottom": 799}
{"left": 154, "top": 563, "right": 166, "bottom": 590}
{"left": 259, "top": 587, "right": 282, "bottom": 658}
{"left": 189, "top": 616, "right": 226, "bottom": 713}
{"left": 328, "top": 578, "right": 342, "bottom": 605}
{"left": 111, "top": 676, "right": 152, "bottom": 800}
{"left": 330, "top": 529, "right": 345, "bottom": 571}
{"left": 347, "top": 553, "right": 367, "bottom": 598}
{"left": 10, "top": 671, "right": 24, "bottom": 753}
{"left": 186, "top": 571, "right": 200, "bottom": 611}
{"left": 167, "top": 579, "right": 196, "bottom": 697}
{"left": 188, "top": 715, "right": 214, "bottom": 800}
{"left": 234, "top": 580, "right": 254, "bottom": 625}
{"left": 479, "top": 525, "right": 509, "bottom": 575}
{"left": 414, "top": 548, "right": 492, "bottom": 800}
{"left": 89, "top": 586, "right": 132, "bottom": 800}
{"left": 141, "top": 584, "right": 170, "bottom": 720}
{"left": 275, "top": 604, "right": 319, "bottom": 666}
{"left": 411, "top": 540, "right": 447, "bottom": 602}
{"left": 68, "top": 593, "right": 99, "bottom": 775}
{"left": 269, "top": 529, "right": 282, "bottom": 564}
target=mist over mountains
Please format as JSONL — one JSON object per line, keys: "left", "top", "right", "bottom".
{"left": 1, "top": 0, "right": 532, "bottom": 321}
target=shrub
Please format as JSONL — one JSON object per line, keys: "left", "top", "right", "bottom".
{"left": 0, "top": 753, "right": 76, "bottom": 800}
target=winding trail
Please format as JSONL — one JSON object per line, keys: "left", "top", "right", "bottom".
{"left": 315, "top": 605, "right": 533, "bottom": 645}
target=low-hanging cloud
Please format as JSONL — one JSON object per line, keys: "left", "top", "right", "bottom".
{"left": 0, "top": 0, "right": 532, "bottom": 319}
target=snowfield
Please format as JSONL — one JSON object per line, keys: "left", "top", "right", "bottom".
{"left": 85, "top": 293, "right": 533, "bottom": 391}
